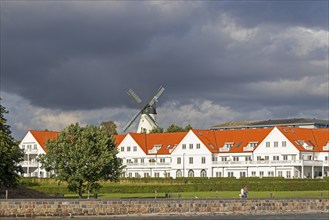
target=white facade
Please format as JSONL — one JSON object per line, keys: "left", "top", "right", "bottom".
{"left": 19, "top": 127, "right": 329, "bottom": 179}
{"left": 116, "top": 127, "right": 329, "bottom": 179}
{"left": 19, "top": 131, "right": 50, "bottom": 178}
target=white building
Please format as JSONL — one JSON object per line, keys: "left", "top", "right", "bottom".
{"left": 19, "top": 130, "right": 59, "bottom": 178}
{"left": 116, "top": 127, "right": 329, "bottom": 179}
{"left": 19, "top": 126, "right": 329, "bottom": 179}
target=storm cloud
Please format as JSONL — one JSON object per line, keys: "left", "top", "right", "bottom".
{"left": 1, "top": 1, "right": 328, "bottom": 138}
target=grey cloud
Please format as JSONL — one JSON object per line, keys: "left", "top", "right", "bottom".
{"left": 1, "top": 1, "right": 328, "bottom": 118}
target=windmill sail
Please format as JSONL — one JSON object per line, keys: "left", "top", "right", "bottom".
{"left": 123, "top": 85, "right": 165, "bottom": 133}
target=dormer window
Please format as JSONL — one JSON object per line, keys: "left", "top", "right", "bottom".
{"left": 323, "top": 141, "right": 329, "bottom": 150}
{"left": 219, "top": 142, "right": 233, "bottom": 152}
{"left": 243, "top": 142, "right": 258, "bottom": 151}
{"left": 224, "top": 142, "right": 234, "bottom": 148}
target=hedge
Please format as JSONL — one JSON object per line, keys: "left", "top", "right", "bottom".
{"left": 21, "top": 177, "right": 329, "bottom": 195}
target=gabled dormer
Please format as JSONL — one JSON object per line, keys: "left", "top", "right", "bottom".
{"left": 323, "top": 141, "right": 329, "bottom": 151}
{"left": 295, "top": 140, "right": 313, "bottom": 150}
{"left": 148, "top": 144, "right": 162, "bottom": 154}
{"left": 243, "top": 141, "right": 258, "bottom": 151}
{"left": 220, "top": 142, "right": 234, "bottom": 152}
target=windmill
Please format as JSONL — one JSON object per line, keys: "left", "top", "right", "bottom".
{"left": 123, "top": 85, "right": 165, "bottom": 133}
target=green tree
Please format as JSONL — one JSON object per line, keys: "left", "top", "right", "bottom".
{"left": 100, "top": 121, "right": 118, "bottom": 136}
{"left": 166, "top": 124, "right": 193, "bottom": 132}
{"left": 38, "top": 123, "right": 123, "bottom": 198}
{"left": 149, "top": 127, "right": 164, "bottom": 133}
{"left": 0, "top": 101, "right": 24, "bottom": 187}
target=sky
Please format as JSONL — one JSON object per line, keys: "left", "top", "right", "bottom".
{"left": 1, "top": 0, "right": 328, "bottom": 140}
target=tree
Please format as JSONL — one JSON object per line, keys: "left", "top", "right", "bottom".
{"left": 100, "top": 121, "right": 118, "bottom": 136}
{"left": 149, "top": 127, "right": 164, "bottom": 133}
{"left": 166, "top": 124, "right": 193, "bottom": 132}
{"left": 0, "top": 101, "right": 24, "bottom": 187}
{"left": 38, "top": 123, "right": 123, "bottom": 198}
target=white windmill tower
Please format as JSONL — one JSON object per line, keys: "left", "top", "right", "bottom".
{"left": 123, "top": 85, "right": 165, "bottom": 133}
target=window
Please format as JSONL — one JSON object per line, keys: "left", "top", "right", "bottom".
{"left": 266, "top": 142, "right": 270, "bottom": 147}
{"left": 33, "top": 144, "right": 37, "bottom": 149}
{"left": 134, "top": 173, "right": 140, "bottom": 178}
{"left": 189, "top": 144, "right": 193, "bottom": 149}
{"left": 251, "top": 171, "right": 256, "bottom": 177}
{"left": 216, "top": 172, "right": 222, "bottom": 177}
{"left": 286, "top": 171, "right": 291, "bottom": 178}
{"left": 177, "top": 157, "right": 181, "bottom": 164}
{"left": 127, "top": 146, "right": 131, "bottom": 152}
{"left": 292, "top": 155, "right": 296, "bottom": 160}
{"left": 268, "top": 171, "right": 274, "bottom": 177}
{"left": 325, "top": 156, "right": 328, "bottom": 161}
{"left": 182, "top": 144, "right": 186, "bottom": 149}
{"left": 200, "top": 169, "right": 207, "bottom": 177}
{"left": 240, "top": 172, "right": 246, "bottom": 178}
{"left": 144, "top": 173, "right": 150, "bottom": 178}
{"left": 278, "top": 171, "right": 283, "bottom": 177}
{"left": 221, "top": 157, "right": 228, "bottom": 161}
{"left": 196, "top": 143, "right": 201, "bottom": 149}
{"left": 257, "top": 156, "right": 261, "bottom": 161}
{"left": 141, "top": 158, "right": 145, "bottom": 164}
{"left": 233, "top": 156, "right": 239, "bottom": 161}
{"left": 260, "top": 171, "right": 264, "bottom": 177}
{"left": 212, "top": 156, "right": 218, "bottom": 162}
{"left": 121, "top": 147, "right": 124, "bottom": 152}
{"left": 160, "top": 158, "right": 165, "bottom": 163}
{"left": 133, "top": 146, "right": 137, "bottom": 151}
{"left": 283, "top": 155, "right": 288, "bottom": 160}
{"left": 265, "top": 156, "right": 269, "bottom": 161}
{"left": 228, "top": 172, "right": 234, "bottom": 178}
{"left": 189, "top": 157, "right": 193, "bottom": 164}
{"left": 134, "top": 158, "right": 138, "bottom": 163}
{"left": 201, "top": 157, "right": 206, "bottom": 164}
{"left": 274, "top": 141, "right": 278, "bottom": 147}
{"left": 176, "top": 170, "right": 182, "bottom": 178}
{"left": 282, "top": 141, "right": 286, "bottom": 147}
{"left": 128, "top": 173, "right": 132, "bottom": 178}
{"left": 273, "top": 156, "right": 279, "bottom": 160}
{"left": 245, "top": 156, "right": 252, "bottom": 161}
{"left": 154, "top": 172, "right": 160, "bottom": 178}
{"left": 188, "top": 169, "right": 194, "bottom": 177}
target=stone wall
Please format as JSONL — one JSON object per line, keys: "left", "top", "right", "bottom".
{"left": 0, "top": 198, "right": 328, "bottom": 217}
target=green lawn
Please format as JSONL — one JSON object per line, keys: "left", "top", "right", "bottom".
{"left": 63, "top": 190, "right": 329, "bottom": 199}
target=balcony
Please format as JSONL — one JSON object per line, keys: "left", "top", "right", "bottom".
{"left": 243, "top": 146, "right": 254, "bottom": 151}
{"left": 24, "top": 149, "right": 38, "bottom": 154}
{"left": 21, "top": 161, "right": 39, "bottom": 167}
{"left": 212, "top": 160, "right": 324, "bottom": 167}
{"left": 219, "top": 147, "right": 230, "bottom": 152}
{"left": 124, "top": 162, "right": 171, "bottom": 168}
{"left": 323, "top": 145, "right": 329, "bottom": 151}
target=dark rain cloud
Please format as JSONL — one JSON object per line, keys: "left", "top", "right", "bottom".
{"left": 1, "top": 1, "right": 328, "bottom": 116}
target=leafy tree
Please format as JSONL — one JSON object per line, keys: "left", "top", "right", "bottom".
{"left": 38, "top": 123, "right": 123, "bottom": 198}
{"left": 100, "top": 121, "right": 118, "bottom": 136}
{"left": 183, "top": 124, "right": 193, "bottom": 131}
{"left": 0, "top": 101, "right": 24, "bottom": 187}
{"left": 149, "top": 127, "right": 164, "bottom": 133}
{"left": 166, "top": 124, "right": 193, "bottom": 132}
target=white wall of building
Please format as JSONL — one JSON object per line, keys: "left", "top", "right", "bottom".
{"left": 170, "top": 130, "right": 212, "bottom": 178}
{"left": 19, "top": 131, "right": 48, "bottom": 178}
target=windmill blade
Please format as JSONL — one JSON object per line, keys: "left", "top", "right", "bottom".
{"left": 145, "top": 113, "right": 159, "bottom": 128}
{"left": 123, "top": 111, "right": 142, "bottom": 132}
{"left": 148, "top": 85, "right": 165, "bottom": 107}
{"left": 127, "top": 89, "right": 142, "bottom": 105}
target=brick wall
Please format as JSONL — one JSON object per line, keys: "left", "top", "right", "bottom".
{"left": 0, "top": 198, "right": 328, "bottom": 217}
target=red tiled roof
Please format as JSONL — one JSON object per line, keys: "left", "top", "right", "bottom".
{"left": 193, "top": 128, "right": 273, "bottom": 153}
{"left": 118, "top": 132, "right": 187, "bottom": 155}
{"left": 277, "top": 127, "right": 329, "bottom": 152}
{"left": 29, "top": 130, "right": 60, "bottom": 152}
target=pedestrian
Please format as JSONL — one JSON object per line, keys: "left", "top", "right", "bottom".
{"left": 243, "top": 185, "right": 248, "bottom": 199}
